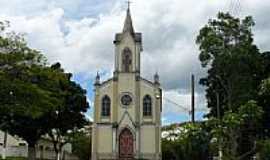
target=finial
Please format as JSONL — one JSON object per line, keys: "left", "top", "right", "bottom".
{"left": 126, "top": 0, "right": 132, "bottom": 10}
{"left": 95, "top": 71, "right": 100, "bottom": 86}
{"left": 154, "top": 72, "right": 160, "bottom": 84}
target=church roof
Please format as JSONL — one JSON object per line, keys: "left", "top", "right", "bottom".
{"left": 114, "top": 33, "right": 142, "bottom": 43}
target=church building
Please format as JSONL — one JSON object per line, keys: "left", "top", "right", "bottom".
{"left": 91, "top": 6, "right": 162, "bottom": 160}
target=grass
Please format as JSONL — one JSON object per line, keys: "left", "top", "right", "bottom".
{"left": 0, "top": 158, "right": 26, "bottom": 160}
{"left": 0, "top": 158, "right": 50, "bottom": 160}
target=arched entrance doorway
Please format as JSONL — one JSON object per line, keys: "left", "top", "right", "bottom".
{"left": 119, "top": 128, "right": 134, "bottom": 159}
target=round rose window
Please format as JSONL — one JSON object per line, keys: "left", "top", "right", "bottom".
{"left": 121, "top": 94, "right": 132, "bottom": 106}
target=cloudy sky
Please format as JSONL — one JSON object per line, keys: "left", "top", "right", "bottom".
{"left": 1, "top": 0, "right": 270, "bottom": 125}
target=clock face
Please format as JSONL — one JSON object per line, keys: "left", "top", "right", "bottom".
{"left": 121, "top": 94, "right": 132, "bottom": 106}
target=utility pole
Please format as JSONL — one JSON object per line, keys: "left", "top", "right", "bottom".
{"left": 191, "top": 74, "right": 195, "bottom": 123}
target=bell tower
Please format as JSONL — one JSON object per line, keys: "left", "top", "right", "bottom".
{"left": 113, "top": 6, "right": 143, "bottom": 76}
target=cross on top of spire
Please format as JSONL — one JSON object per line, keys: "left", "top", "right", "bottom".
{"left": 126, "top": 0, "right": 132, "bottom": 10}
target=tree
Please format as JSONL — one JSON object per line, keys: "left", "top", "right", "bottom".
{"left": 196, "top": 12, "right": 265, "bottom": 158}
{"left": 258, "top": 49, "right": 270, "bottom": 134}
{"left": 257, "top": 139, "right": 270, "bottom": 160}
{"left": 178, "top": 123, "right": 210, "bottom": 160}
{"left": 162, "top": 138, "right": 179, "bottom": 160}
{"left": 209, "top": 111, "right": 243, "bottom": 159}
{"left": 261, "top": 52, "right": 270, "bottom": 78}
{"left": 0, "top": 60, "right": 66, "bottom": 160}
{"left": 0, "top": 21, "right": 57, "bottom": 160}
{"left": 162, "top": 123, "right": 211, "bottom": 160}
{"left": 196, "top": 12, "right": 262, "bottom": 117}
{"left": 208, "top": 100, "right": 263, "bottom": 159}
{"left": 46, "top": 63, "right": 89, "bottom": 160}
{"left": 71, "top": 130, "right": 91, "bottom": 160}
{"left": 0, "top": 22, "right": 89, "bottom": 160}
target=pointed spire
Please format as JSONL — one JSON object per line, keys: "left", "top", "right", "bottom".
{"left": 123, "top": 3, "right": 134, "bottom": 34}
{"left": 95, "top": 71, "right": 100, "bottom": 86}
{"left": 154, "top": 72, "right": 160, "bottom": 85}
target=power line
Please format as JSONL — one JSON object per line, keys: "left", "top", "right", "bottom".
{"left": 228, "top": 0, "right": 242, "bottom": 16}
{"left": 163, "top": 97, "right": 189, "bottom": 112}
{"left": 163, "top": 97, "right": 208, "bottom": 112}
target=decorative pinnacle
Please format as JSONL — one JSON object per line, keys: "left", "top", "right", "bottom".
{"left": 154, "top": 72, "right": 160, "bottom": 84}
{"left": 95, "top": 71, "right": 100, "bottom": 85}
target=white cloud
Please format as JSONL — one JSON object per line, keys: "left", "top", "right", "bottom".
{"left": 0, "top": 0, "right": 269, "bottom": 121}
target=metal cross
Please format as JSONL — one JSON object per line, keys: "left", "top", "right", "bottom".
{"left": 126, "top": 0, "right": 132, "bottom": 9}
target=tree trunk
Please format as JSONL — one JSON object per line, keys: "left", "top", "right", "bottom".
{"left": 54, "top": 145, "right": 64, "bottom": 160}
{"left": 2, "top": 147, "right": 6, "bottom": 159}
{"left": 56, "top": 151, "right": 61, "bottom": 160}
{"left": 28, "top": 143, "right": 36, "bottom": 160}
{"left": 229, "top": 130, "right": 238, "bottom": 159}
{"left": 227, "top": 79, "right": 233, "bottom": 110}
{"left": 62, "top": 151, "right": 66, "bottom": 160}
{"left": 54, "top": 143, "right": 63, "bottom": 160}
{"left": 2, "top": 131, "right": 7, "bottom": 159}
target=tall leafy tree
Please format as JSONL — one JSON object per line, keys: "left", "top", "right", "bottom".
{"left": 0, "top": 21, "right": 57, "bottom": 160}
{"left": 196, "top": 12, "right": 267, "bottom": 158}
{"left": 46, "top": 63, "right": 89, "bottom": 160}
{"left": 196, "top": 12, "right": 262, "bottom": 117}
{"left": 0, "top": 22, "right": 89, "bottom": 160}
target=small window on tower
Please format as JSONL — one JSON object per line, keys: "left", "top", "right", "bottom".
{"left": 122, "top": 47, "right": 132, "bottom": 72}
{"left": 143, "top": 95, "right": 152, "bottom": 116}
{"left": 101, "top": 95, "right": 111, "bottom": 117}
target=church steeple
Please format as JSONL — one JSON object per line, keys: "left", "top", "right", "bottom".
{"left": 113, "top": 3, "right": 142, "bottom": 75}
{"left": 122, "top": 5, "right": 134, "bottom": 34}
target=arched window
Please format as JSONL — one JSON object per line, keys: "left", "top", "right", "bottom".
{"left": 101, "top": 95, "right": 111, "bottom": 117}
{"left": 143, "top": 95, "right": 152, "bottom": 116}
{"left": 122, "top": 47, "right": 132, "bottom": 72}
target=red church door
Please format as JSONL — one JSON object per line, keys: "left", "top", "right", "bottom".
{"left": 119, "top": 128, "right": 134, "bottom": 159}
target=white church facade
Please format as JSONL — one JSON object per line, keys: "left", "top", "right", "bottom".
{"left": 91, "top": 7, "right": 162, "bottom": 160}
